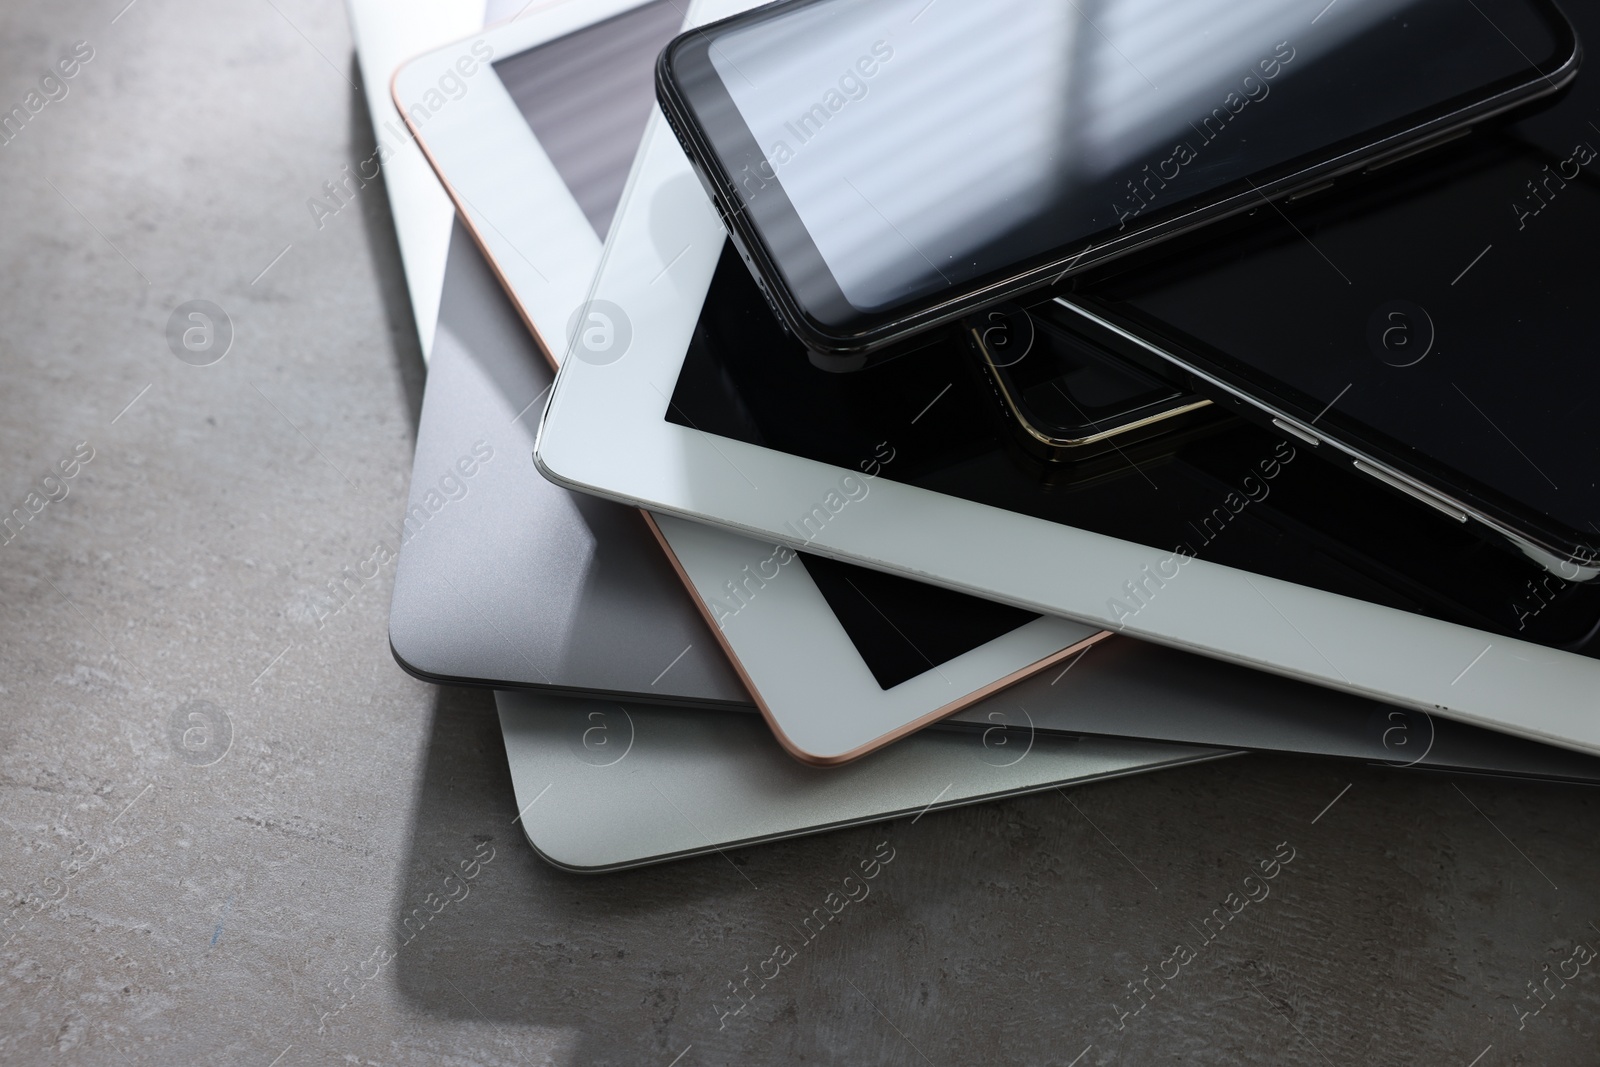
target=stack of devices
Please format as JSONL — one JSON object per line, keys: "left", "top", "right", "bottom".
{"left": 374, "top": 0, "right": 1600, "bottom": 871}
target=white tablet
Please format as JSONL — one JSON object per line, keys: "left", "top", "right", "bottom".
{"left": 394, "top": 0, "right": 1104, "bottom": 764}
{"left": 535, "top": 0, "right": 1600, "bottom": 758}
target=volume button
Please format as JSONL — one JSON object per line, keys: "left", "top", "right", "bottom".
{"left": 1271, "top": 418, "right": 1321, "bottom": 447}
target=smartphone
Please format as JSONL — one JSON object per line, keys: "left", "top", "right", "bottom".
{"left": 1063, "top": 119, "right": 1600, "bottom": 582}
{"left": 657, "top": 0, "right": 1580, "bottom": 362}
{"left": 966, "top": 301, "right": 1217, "bottom": 463}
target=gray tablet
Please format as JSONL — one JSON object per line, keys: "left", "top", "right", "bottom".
{"left": 390, "top": 220, "right": 746, "bottom": 706}
{"left": 497, "top": 689, "right": 1231, "bottom": 872}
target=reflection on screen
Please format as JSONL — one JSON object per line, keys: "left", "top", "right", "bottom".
{"left": 494, "top": 0, "right": 684, "bottom": 238}
{"left": 708, "top": 0, "right": 1557, "bottom": 312}
{"left": 493, "top": 1, "right": 1042, "bottom": 688}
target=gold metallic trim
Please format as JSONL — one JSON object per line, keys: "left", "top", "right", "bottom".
{"left": 971, "top": 326, "right": 1211, "bottom": 450}
{"left": 642, "top": 514, "right": 1114, "bottom": 767}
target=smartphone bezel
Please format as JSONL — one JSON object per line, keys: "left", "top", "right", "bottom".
{"left": 657, "top": 0, "right": 1581, "bottom": 358}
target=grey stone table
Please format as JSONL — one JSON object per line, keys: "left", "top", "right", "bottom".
{"left": 3, "top": 1, "right": 1598, "bottom": 1063}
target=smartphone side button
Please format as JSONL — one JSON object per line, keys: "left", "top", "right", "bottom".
{"left": 1286, "top": 181, "right": 1335, "bottom": 202}
{"left": 1271, "top": 417, "right": 1321, "bottom": 447}
{"left": 1352, "top": 460, "right": 1470, "bottom": 523}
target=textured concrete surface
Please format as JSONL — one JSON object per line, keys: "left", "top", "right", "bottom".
{"left": 3, "top": 1, "right": 1600, "bottom": 1063}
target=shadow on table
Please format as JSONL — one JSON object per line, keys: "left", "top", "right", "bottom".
{"left": 386, "top": 686, "right": 819, "bottom": 1051}
{"left": 380, "top": 682, "right": 1600, "bottom": 1066}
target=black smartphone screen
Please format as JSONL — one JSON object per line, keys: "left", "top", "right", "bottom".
{"left": 1072, "top": 0, "right": 1600, "bottom": 571}
{"left": 665, "top": 0, "right": 1575, "bottom": 348}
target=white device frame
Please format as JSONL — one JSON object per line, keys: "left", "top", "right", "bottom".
{"left": 395, "top": 0, "right": 1105, "bottom": 765}
{"left": 533, "top": 0, "right": 1600, "bottom": 760}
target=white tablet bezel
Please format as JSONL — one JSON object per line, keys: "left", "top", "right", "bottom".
{"left": 533, "top": 0, "right": 1600, "bottom": 759}
{"left": 394, "top": 0, "right": 1107, "bottom": 765}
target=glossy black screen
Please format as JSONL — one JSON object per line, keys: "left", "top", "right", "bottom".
{"left": 1076, "top": 0, "right": 1600, "bottom": 564}
{"left": 668, "top": 243, "right": 1600, "bottom": 659}
{"left": 672, "top": 0, "right": 1572, "bottom": 333}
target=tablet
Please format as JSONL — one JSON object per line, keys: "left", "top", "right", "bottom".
{"left": 394, "top": 0, "right": 1103, "bottom": 763}
{"left": 497, "top": 690, "right": 1231, "bottom": 872}
{"left": 535, "top": 0, "right": 1600, "bottom": 758}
